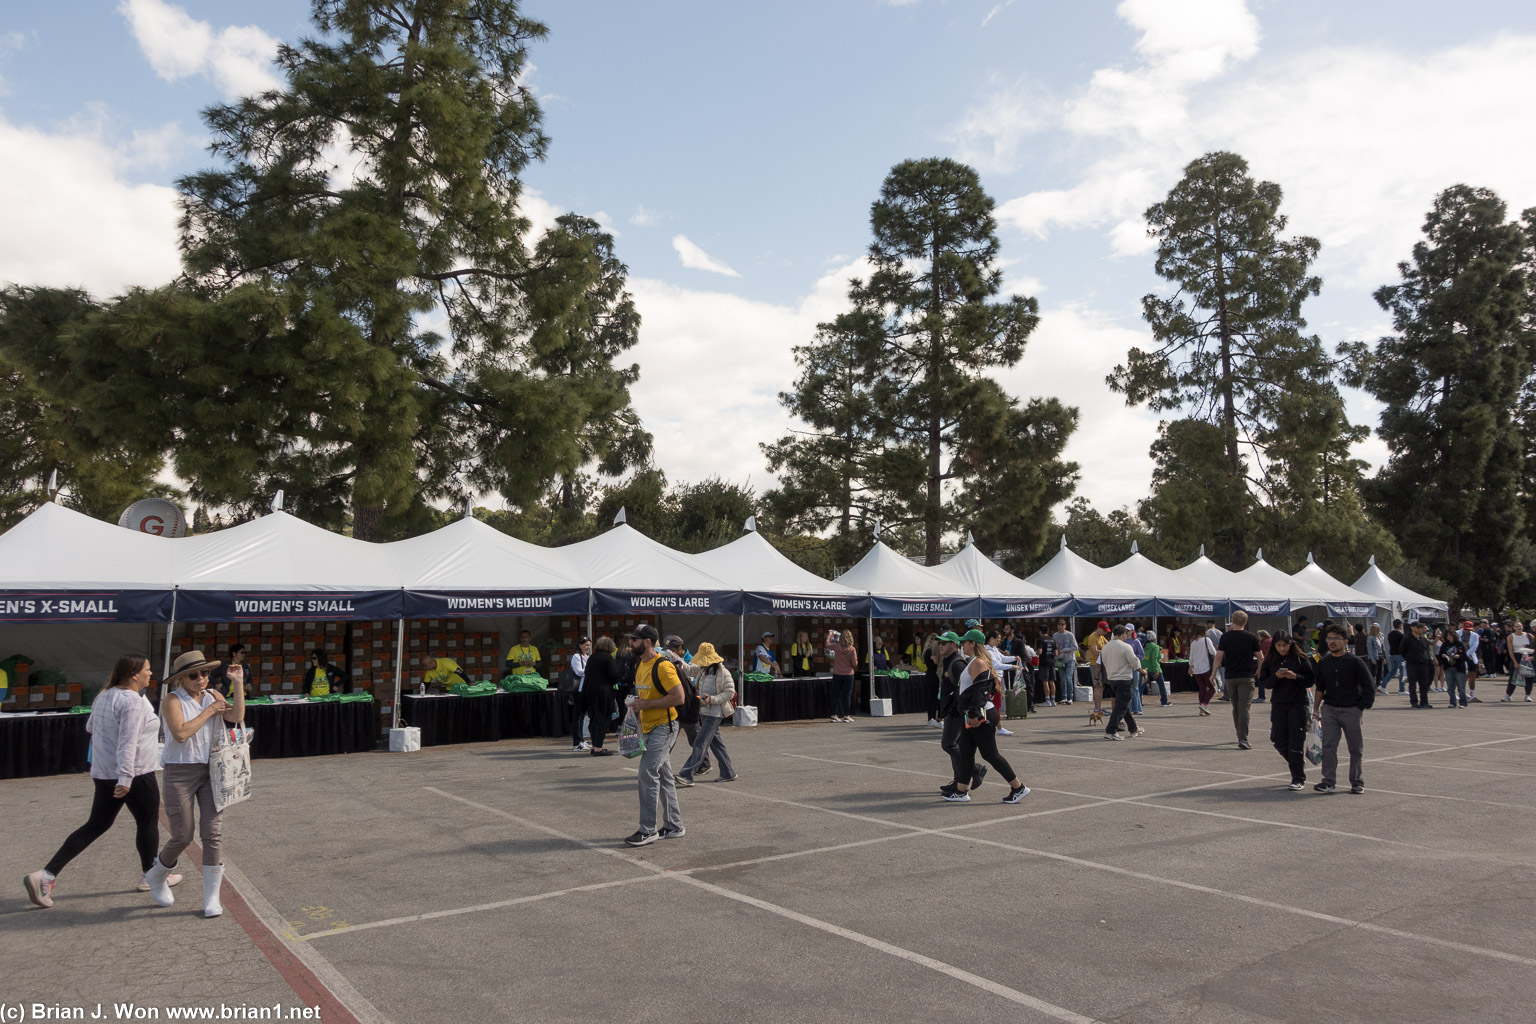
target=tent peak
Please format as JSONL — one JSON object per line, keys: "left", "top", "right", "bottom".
{"left": 966, "top": 530, "right": 974, "bottom": 545}
{"left": 1199, "top": 543, "right": 1205, "bottom": 557}
{"left": 1306, "top": 551, "right": 1315, "bottom": 564}
{"left": 1368, "top": 554, "right": 1376, "bottom": 566}
{"left": 613, "top": 507, "right": 627, "bottom": 525}
{"left": 1059, "top": 534, "right": 1067, "bottom": 551}
{"left": 270, "top": 489, "right": 285, "bottom": 513}
{"left": 1255, "top": 547, "right": 1264, "bottom": 561}
{"left": 744, "top": 515, "right": 756, "bottom": 532}
{"left": 1130, "top": 540, "right": 1139, "bottom": 554}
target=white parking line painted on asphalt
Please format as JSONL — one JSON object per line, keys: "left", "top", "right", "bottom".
{"left": 417, "top": 788, "right": 1104, "bottom": 1024}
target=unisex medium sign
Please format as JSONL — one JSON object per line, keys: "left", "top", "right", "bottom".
{"left": 0, "top": 590, "right": 174, "bottom": 623}
{"left": 981, "top": 597, "right": 1077, "bottom": 619}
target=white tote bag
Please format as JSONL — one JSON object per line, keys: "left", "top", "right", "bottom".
{"left": 210, "top": 724, "right": 254, "bottom": 812}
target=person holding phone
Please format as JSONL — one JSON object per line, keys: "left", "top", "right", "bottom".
{"left": 1258, "top": 632, "right": 1316, "bottom": 790}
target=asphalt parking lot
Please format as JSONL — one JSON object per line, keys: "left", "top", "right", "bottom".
{"left": 6, "top": 694, "right": 1536, "bottom": 1024}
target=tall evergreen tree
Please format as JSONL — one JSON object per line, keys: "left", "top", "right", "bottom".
{"left": 27, "top": 1, "right": 645, "bottom": 540}
{"left": 1112, "top": 151, "right": 1353, "bottom": 565}
{"left": 765, "top": 158, "right": 1071, "bottom": 565}
{"left": 0, "top": 287, "right": 171, "bottom": 528}
{"left": 1344, "top": 185, "right": 1536, "bottom": 609}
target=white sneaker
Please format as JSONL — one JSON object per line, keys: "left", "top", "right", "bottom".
{"left": 1527, "top": 696, "right": 1534, "bottom": 703}
{"left": 997, "top": 727, "right": 1014, "bottom": 736}
{"left": 1500, "top": 696, "right": 1513, "bottom": 703}
{"left": 573, "top": 741, "right": 592, "bottom": 751}
{"left": 1104, "top": 732, "right": 1123, "bottom": 741}
{"left": 925, "top": 718, "right": 941, "bottom": 728}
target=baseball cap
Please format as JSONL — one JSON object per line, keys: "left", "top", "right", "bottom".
{"left": 935, "top": 630, "right": 963, "bottom": 645}
{"left": 1097, "top": 620, "right": 1110, "bottom": 632}
{"left": 761, "top": 631, "right": 775, "bottom": 639}
{"left": 964, "top": 618, "right": 981, "bottom": 629}
{"left": 662, "top": 633, "right": 685, "bottom": 648}
{"left": 629, "top": 624, "right": 660, "bottom": 642}
{"left": 960, "top": 628, "right": 987, "bottom": 644}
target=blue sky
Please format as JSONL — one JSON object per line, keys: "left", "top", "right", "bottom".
{"left": 4, "top": 0, "right": 1535, "bottom": 518}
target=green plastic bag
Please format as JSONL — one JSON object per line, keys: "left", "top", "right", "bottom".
{"left": 338, "top": 692, "right": 374, "bottom": 703}
{"left": 69, "top": 705, "right": 93, "bottom": 714}
{"left": 743, "top": 672, "right": 774, "bottom": 683}
{"left": 308, "top": 693, "right": 341, "bottom": 703}
{"left": 245, "top": 695, "right": 275, "bottom": 705}
{"left": 886, "top": 669, "right": 911, "bottom": 679}
{"left": 450, "top": 681, "right": 498, "bottom": 697}
{"left": 500, "top": 675, "right": 550, "bottom": 693}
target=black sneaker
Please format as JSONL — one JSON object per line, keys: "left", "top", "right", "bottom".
{"left": 1002, "top": 785, "right": 1030, "bottom": 805}
{"left": 939, "top": 783, "right": 959, "bottom": 798}
{"left": 658, "top": 825, "right": 686, "bottom": 840}
{"left": 624, "top": 830, "right": 659, "bottom": 847}
{"left": 1314, "top": 782, "right": 1337, "bottom": 794}
{"left": 590, "top": 747, "right": 614, "bottom": 757}
{"left": 1350, "top": 783, "right": 1365, "bottom": 795}
{"left": 696, "top": 764, "right": 713, "bottom": 777}
{"left": 970, "top": 764, "right": 989, "bottom": 789}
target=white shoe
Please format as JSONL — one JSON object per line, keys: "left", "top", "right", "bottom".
{"left": 573, "top": 741, "right": 591, "bottom": 751}
{"left": 1527, "top": 697, "right": 1533, "bottom": 703}
{"left": 202, "top": 865, "right": 224, "bottom": 918}
{"left": 144, "top": 858, "right": 175, "bottom": 907}
{"left": 925, "top": 718, "right": 940, "bottom": 728}
{"left": 136, "top": 871, "right": 182, "bottom": 892}
{"left": 1104, "top": 732, "right": 1123, "bottom": 741}
{"left": 1500, "top": 696, "right": 1513, "bottom": 702}
{"left": 997, "top": 727, "right": 1014, "bottom": 736}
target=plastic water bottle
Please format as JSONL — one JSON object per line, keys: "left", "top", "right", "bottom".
{"left": 417, "top": 682, "right": 425, "bottom": 696}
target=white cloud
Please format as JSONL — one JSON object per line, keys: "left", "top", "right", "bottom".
{"left": 943, "top": 75, "right": 1053, "bottom": 173}
{"left": 0, "top": 111, "right": 181, "bottom": 295}
{"left": 672, "top": 235, "right": 741, "bottom": 277}
{"left": 118, "top": 0, "right": 281, "bottom": 98}
{"left": 974, "top": 1, "right": 1536, "bottom": 289}
{"left": 630, "top": 204, "right": 662, "bottom": 227}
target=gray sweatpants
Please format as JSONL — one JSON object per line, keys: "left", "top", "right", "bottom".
{"left": 637, "top": 721, "right": 683, "bottom": 835}
{"left": 1319, "top": 704, "right": 1364, "bottom": 787}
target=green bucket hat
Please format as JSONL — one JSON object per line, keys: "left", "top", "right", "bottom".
{"left": 935, "top": 630, "right": 963, "bottom": 645}
{"left": 960, "top": 629, "right": 988, "bottom": 644}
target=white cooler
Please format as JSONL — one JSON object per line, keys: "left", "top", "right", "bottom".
{"left": 388, "top": 726, "right": 421, "bottom": 752}
{"left": 1074, "top": 685, "right": 1093, "bottom": 703}
{"left": 868, "top": 698, "right": 893, "bottom": 717}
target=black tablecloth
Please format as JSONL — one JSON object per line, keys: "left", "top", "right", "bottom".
{"left": 1164, "top": 662, "right": 1193, "bottom": 692}
{"left": 0, "top": 714, "right": 90, "bottom": 779}
{"left": 243, "top": 701, "right": 377, "bottom": 758}
{"left": 742, "top": 675, "right": 932, "bottom": 723}
{"left": 402, "top": 690, "right": 571, "bottom": 746}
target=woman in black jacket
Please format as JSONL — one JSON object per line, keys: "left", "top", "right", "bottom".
{"left": 581, "top": 638, "right": 621, "bottom": 757}
{"left": 1258, "top": 631, "right": 1316, "bottom": 789}
{"left": 942, "top": 631, "right": 1028, "bottom": 805}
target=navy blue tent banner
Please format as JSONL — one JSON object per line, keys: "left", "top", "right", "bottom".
{"left": 1155, "top": 598, "right": 1230, "bottom": 618}
{"left": 744, "top": 592, "right": 872, "bottom": 617}
{"left": 981, "top": 597, "right": 1077, "bottom": 619}
{"left": 1325, "top": 602, "right": 1377, "bottom": 618}
{"left": 175, "top": 590, "right": 404, "bottom": 623}
{"left": 592, "top": 589, "right": 744, "bottom": 615}
{"left": 403, "top": 589, "right": 589, "bottom": 618}
{"left": 869, "top": 596, "right": 983, "bottom": 620}
{"left": 0, "top": 589, "right": 175, "bottom": 623}
{"left": 1234, "top": 599, "right": 1290, "bottom": 616}
{"left": 1072, "top": 597, "right": 1157, "bottom": 618}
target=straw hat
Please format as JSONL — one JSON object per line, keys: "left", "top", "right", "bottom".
{"left": 166, "top": 649, "right": 221, "bottom": 685}
{"left": 692, "top": 642, "right": 725, "bottom": 668}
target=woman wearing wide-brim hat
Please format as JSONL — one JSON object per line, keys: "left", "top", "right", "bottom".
{"left": 675, "top": 643, "right": 738, "bottom": 785}
{"left": 144, "top": 649, "right": 244, "bottom": 917}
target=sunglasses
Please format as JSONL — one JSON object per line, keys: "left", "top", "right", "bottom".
{"left": 185, "top": 671, "right": 207, "bottom": 680}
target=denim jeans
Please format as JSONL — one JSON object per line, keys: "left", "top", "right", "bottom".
{"left": 678, "top": 715, "right": 734, "bottom": 781}
{"left": 1147, "top": 672, "right": 1169, "bottom": 704}
{"left": 1385, "top": 654, "right": 1406, "bottom": 691}
{"left": 637, "top": 721, "right": 682, "bottom": 834}
{"left": 1445, "top": 668, "right": 1467, "bottom": 706}
{"left": 1129, "top": 670, "right": 1144, "bottom": 713}
{"left": 1056, "top": 659, "right": 1077, "bottom": 699}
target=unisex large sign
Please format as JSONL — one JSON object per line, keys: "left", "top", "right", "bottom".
{"left": 592, "top": 589, "right": 743, "bottom": 615}
{"left": 175, "top": 589, "right": 404, "bottom": 622}
{"left": 1072, "top": 597, "right": 1156, "bottom": 618}
{"left": 403, "top": 589, "right": 589, "bottom": 617}
{"left": 0, "top": 590, "right": 174, "bottom": 623}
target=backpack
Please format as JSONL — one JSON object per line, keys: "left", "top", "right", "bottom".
{"left": 652, "top": 658, "right": 699, "bottom": 724}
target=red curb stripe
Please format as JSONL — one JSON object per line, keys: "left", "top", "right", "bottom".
{"left": 161, "top": 814, "right": 363, "bottom": 1024}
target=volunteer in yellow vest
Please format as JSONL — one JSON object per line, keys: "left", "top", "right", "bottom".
{"left": 789, "top": 631, "right": 816, "bottom": 677}
{"left": 622, "top": 624, "right": 685, "bottom": 847}
{"left": 903, "top": 632, "right": 928, "bottom": 673}
{"left": 505, "top": 629, "right": 541, "bottom": 676}
{"left": 1083, "top": 621, "right": 1110, "bottom": 715}
{"left": 303, "top": 650, "right": 349, "bottom": 697}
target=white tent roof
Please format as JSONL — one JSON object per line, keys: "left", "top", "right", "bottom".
{"left": 1351, "top": 557, "right": 1448, "bottom": 614}
{"left": 385, "top": 516, "right": 585, "bottom": 591}
{"left": 556, "top": 523, "right": 732, "bottom": 592}
{"left": 693, "top": 530, "right": 863, "bottom": 597}
{"left": 929, "top": 540, "right": 1069, "bottom": 601}
{"left": 0, "top": 501, "right": 175, "bottom": 589}
{"left": 1105, "top": 543, "right": 1209, "bottom": 599}
{"left": 1171, "top": 547, "right": 1291, "bottom": 604}
{"left": 1024, "top": 539, "right": 1142, "bottom": 598}
{"left": 834, "top": 541, "right": 972, "bottom": 599}
{"left": 172, "top": 511, "right": 402, "bottom": 591}
{"left": 1289, "top": 554, "right": 1385, "bottom": 609}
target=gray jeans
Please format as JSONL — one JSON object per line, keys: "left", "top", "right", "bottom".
{"left": 159, "top": 762, "right": 223, "bottom": 867}
{"left": 1226, "top": 677, "right": 1255, "bottom": 743}
{"left": 1320, "top": 704, "right": 1364, "bottom": 787}
{"left": 679, "top": 715, "right": 734, "bottom": 781}
{"left": 638, "top": 721, "right": 683, "bottom": 834}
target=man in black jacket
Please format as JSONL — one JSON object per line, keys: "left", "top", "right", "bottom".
{"left": 1402, "top": 620, "right": 1435, "bottom": 709}
{"left": 935, "top": 631, "right": 986, "bottom": 796}
{"left": 1313, "top": 624, "right": 1375, "bottom": 794}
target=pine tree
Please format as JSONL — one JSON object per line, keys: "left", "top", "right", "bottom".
{"left": 1113, "top": 151, "right": 1350, "bottom": 565}
{"left": 1345, "top": 185, "right": 1536, "bottom": 608}
{"left": 0, "top": 287, "right": 171, "bottom": 529}
{"left": 765, "top": 158, "right": 1069, "bottom": 565}
{"left": 36, "top": 1, "right": 644, "bottom": 540}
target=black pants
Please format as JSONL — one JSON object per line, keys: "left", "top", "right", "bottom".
{"left": 582, "top": 687, "right": 615, "bottom": 749}
{"left": 1506, "top": 678, "right": 1534, "bottom": 697}
{"left": 1105, "top": 679, "right": 1138, "bottom": 735}
{"left": 46, "top": 774, "right": 161, "bottom": 876}
{"left": 1406, "top": 662, "right": 1433, "bottom": 707}
{"left": 941, "top": 715, "right": 984, "bottom": 786}
{"left": 954, "top": 721, "right": 1016, "bottom": 787}
{"left": 1269, "top": 703, "right": 1308, "bottom": 783}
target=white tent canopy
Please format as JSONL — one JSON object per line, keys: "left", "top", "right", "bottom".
{"left": 693, "top": 529, "right": 867, "bottom": 614}
{"left": 1025, "top": 538, "right": 1143, "bottom": 599}
{"left": 1106, "top": 543, "right": 1208, "bottom": 599}
{"left": 0, "top": 501, "right": 175, "bottom": 590}
{"left": 834, "top": 541, "right": 972, "bottom": 600}
{"left": 930, "top": 541, "right": 1067, "bottom": 600}
{"left": 386, "top": 516, "right": 584, "bottom": 592}
{"left": 1351, "top": 556, "right": 1448, "bottom": 617}
{"left": 1233, "top": 550, "right": 1383, "bottom": 613}
{"left": 556, "top": 523, "right": 734, "bottom": 594}
{"left": 1289, "top": 553, "right": 1386, "bottom": 611}
{"left": 172, "top": 511, "right": 402, "bottom": 592}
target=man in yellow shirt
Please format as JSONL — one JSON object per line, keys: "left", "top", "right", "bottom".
{"left": 623, "top": 624, "right": 685, "bottom": 847}
{"left": 505, "top": 630, "right": 541, "bottom": 676}
{"left": 1084, "top": 621, "right": 1110, "bottom": 715}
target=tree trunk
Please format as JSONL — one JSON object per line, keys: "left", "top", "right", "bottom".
{"left": 925, "top": 227, "right": 943, "bottom": 566}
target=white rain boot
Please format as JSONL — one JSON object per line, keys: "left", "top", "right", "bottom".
{"left": 202, "top": 865, "right": 225, "bottom": 918}
{"left": 145, "top": 857, "right": 175, "bottom": 906}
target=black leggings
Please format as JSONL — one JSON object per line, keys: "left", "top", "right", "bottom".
{"left": 953, "top": 722, "right": 1017, "bottom": 787}
{"left": 1269, "top": 704, "right": 1308, "bottom": 784}
{"left": 46, "top": 774, "right": 161, "bottom": 876}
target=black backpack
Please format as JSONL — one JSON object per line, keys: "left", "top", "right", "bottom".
{"left": 557, "top": 664, "right": 579, "bottom": 696}
{"left": 652, "top": 658, "right": 699, "bottom": 724}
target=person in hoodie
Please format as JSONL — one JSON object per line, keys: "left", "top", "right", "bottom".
{"left": 1257, "top": 631, "right": 1315, "bottom": 790}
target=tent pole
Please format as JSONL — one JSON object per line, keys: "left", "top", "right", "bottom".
{"left": 586, "top": 590, "right": 594, "bottom": 647}
{"left": 161, "top": 588, "right": 178, "bottom": 681}
{"left": 392, "top": 613, "right": 405, "bottom": 728}
{"left": 866, "top": 608, "right": 875, "bottom": 712}
{"left": 737, "top": 613, "right": 746, "bottom": 707}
